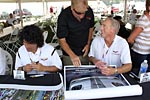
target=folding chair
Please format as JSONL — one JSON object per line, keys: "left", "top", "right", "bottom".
{"left": 43, "top": 31, "right": 48, "bottom": 43}
{"left": 49, "top": 25, "right": 58, "bottom": 43}
{"left": 3, "top": 27, "right": 21, "bottom": 54}
{"left": 3, "top": 49, "right": 13, "bottom": 75}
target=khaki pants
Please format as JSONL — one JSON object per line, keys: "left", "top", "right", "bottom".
{"left": 62, "top": 55, "right": 89, "bottom": 66}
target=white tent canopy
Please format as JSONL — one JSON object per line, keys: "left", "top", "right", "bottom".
{"left": 0, "top": 0, "right": 135, "bottom": 23}
{"left": 0, "top": 0, "right": 72, "bottom": 26}
{"left": 0, "top": 0, "right": 71, "bottom": 3}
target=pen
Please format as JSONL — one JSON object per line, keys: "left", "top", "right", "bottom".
{"left": 30, "top": 74, "right": 44, "bottom": 78}
{"left": 129, "top": 72, "right": 140, "bottom": 80}
{"left": 129, "top": 73, "right": 134, "bottom": 78}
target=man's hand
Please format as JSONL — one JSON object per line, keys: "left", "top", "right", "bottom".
{"left": 71, "top": 55, "right": 81, "bottom": 67}
{"left": 31, "top": 63, "right": 45, "bottom": 72}
{"left": 94, "top": 60, "right": 106, "bottom": 69}
{"left": 100, "top": 66, "right": 116, "bottom": 76}
{"left": 94, "top": 60, "right": 115, "bottom": 75}
{"left": 24, "top": 64, "right": 33, "bottom": 72}
{"left": 82, "top": 44, "right": 90, "bottom": 57}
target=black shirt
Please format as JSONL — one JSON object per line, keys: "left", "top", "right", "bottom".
{"left": 57, "top": 6, "right": 94, "bottom": 56}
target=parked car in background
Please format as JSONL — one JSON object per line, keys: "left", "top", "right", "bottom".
{"left": 13, "top": 8, "right": 32, "bottom": 17}
{"left": 13, "top": 8, "right": 32, "bottom": 22}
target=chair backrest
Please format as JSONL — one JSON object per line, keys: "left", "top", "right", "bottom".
{"left": 8, "top": 27, "right": 19, "bottom": 41}
{"left": 43, "top": 31, "right": 48, "bottom": 42}
{"left": 12, "top": 27, "right": 19, "bottom": 35}
{"left": 49, "top": 25, "right": 58, "bottom": 43}
{"left": 3, "top": 50, "right": 13, "bottom": 75}
{"left": 49, "top": 25, "right": 56, "bottom": 34}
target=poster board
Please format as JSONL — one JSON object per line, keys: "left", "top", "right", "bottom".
{"left": 64, "top": 65, "right": 142, "bottom": 100}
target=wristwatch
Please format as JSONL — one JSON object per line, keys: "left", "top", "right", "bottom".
{"left": 19, "top": 66, "right": 24, "bottom": 71}
{"left": 114, "top": 68, "right": 118, "bottom": 74}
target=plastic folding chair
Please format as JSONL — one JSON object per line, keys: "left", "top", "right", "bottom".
{"left": 43, "top": 31, "right": 48, "bottom": 43}
{"left": 3, "top": 49, "right": 13, "bottom": 75}
{"left": 49, "top": 25, "right": 58, "bottom": 43}
{"left": 3, "top": 27, "right": 21, "bottom": 54}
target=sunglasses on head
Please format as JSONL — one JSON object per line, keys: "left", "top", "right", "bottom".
{"left": 73, "top": 9, "right": 86, "bottom": 15}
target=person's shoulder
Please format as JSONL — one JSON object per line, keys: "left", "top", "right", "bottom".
{"left": 87, "top": 6, "right": 94, "bottom": 13}
{"left": 88, "top": 6, "right": 93, "bottom": 11}
{"left": 0, "top": 48, "right": 3, "bottom": 55}
{"left": 42, "top": 43, "right": 54, "bottom": 49}
{"left": 60, "top": 6, "right": 71, "bottom": 15}
{"left": 116, "top": 35, "right": 125, "bottom": 41}
{"left": 41, "top": 43, "right": 55, "bottom": 52}
{"left": 116, "top": 35, "right": 128, "bottom": 45}
{"left": 0, "top": 47, "right": 3, "bottom": 51}
{"left": 92, "top": 36, "right": 103, "bottom": 43}
{"left": 18, "top": 45, "right": 27, "bottom": 54}
{"left": 18, "top": 45, "right": 25, "bottom": 50}
{"left": 58, "top": 6, "right": 71, "bottom": 20}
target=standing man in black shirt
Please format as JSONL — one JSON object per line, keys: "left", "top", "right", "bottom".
{"left": 57, "top": 0, "right": 94, "bottom": 67}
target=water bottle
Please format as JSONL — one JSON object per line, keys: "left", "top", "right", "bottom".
{"left": 138, "top": 60, "right": 148, "bottom": 77}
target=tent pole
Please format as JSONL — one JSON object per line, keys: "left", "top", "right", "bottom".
{"left": 123, "top": 0, "right": 127, "bottom": 22}
{"left": 18, "top": 0, "right": 23, "bottom": 28}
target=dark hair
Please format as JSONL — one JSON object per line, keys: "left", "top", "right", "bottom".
{"left": 19, "top": 24, "right": 44, "bottom": 47}
{"left": 146, "top": 0, "right": 150, "bottom": 12}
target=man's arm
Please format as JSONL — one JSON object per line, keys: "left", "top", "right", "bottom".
{"left": 117, "top": 63, "right": 132, "bottom": 74}
{"left": 127, "top": 27, "right": 143, "bottom": 44}
{"left": 31, "top": 63, "right": 60, "bottom": 72}
{"left": 89, "top": 56, "right": 99, "bottom": 65}
{"left": 59, "top": 38, "right": 76, "bottom": 58}
{"left": 100, "top": 63, "right": 132, "bottom": 76}
{"left": 87, "top": 27, "right": 94, "bottom": 45}
{"left": 89, "top": 57, "right": 132, "bottom": 75}
{"left": 82, "top": 27, "right": 94, "bottom": 57}
{"left": 59, "top": 38, "right": 81, "bottom": 66}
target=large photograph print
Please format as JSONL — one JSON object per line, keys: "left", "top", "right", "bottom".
{"left": 65, "top": 66, "right": 129, "bottom": 91}
{"left": 64, "top": 65, "right": 142, "bottom": 100}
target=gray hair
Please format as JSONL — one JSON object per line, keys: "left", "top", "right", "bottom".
{"left": 107, "top": 17, "right": 120, "bottom": 34}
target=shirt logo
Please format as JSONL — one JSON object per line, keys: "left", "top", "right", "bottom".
{"left": 112, "top": 50, "right": 120, "bottom": 55}
{"left": 41, "top": 58, "right": 48, "bottom": 61}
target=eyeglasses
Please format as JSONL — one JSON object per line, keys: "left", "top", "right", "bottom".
{"left": 73, "top": 9, "right": 86, "bottom": 15}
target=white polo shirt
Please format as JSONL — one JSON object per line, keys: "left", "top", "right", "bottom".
{"left": 88, "top": 35, "right": 131, "bottom": 67}
{"left": 15, "top": 43, "right": 62, "bottom": 74}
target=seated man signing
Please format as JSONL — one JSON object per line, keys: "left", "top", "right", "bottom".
{"left": 15, "top": 25, "right": 62, "bottom": 74}
{"left": 88, "top": 17, "right": 132, "bottom": 76}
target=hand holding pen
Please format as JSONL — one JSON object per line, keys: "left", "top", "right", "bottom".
{"left": 23, "top": 64, "right": 33, "bottom": 72}
{"left": 31, "top": 61, "right": 45, "bottom": 72}
{"left": 23, "top": 61, "right": 39, "bottom": 72}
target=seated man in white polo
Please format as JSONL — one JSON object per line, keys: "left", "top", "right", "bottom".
{"left": 88, "top": 17, "right": 132, "bottom": 76}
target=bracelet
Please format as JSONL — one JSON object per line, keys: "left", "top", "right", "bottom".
{"left": 22, "top": 67, "right": 25, "bottom": 71}
{"left": 19, "top": 66, "right": 24, "bottom": 71}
